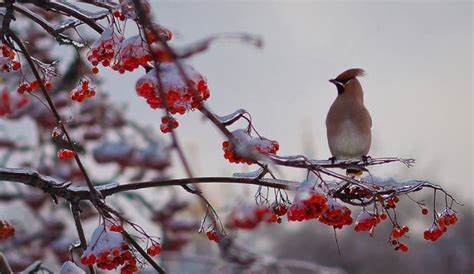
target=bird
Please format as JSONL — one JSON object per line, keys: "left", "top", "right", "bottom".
{"left": 325, "top": 68, "right": 372, "bottom": 176}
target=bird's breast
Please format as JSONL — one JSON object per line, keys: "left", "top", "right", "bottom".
{"left": 327, "top": 119, "right": 371, "bottom": 159}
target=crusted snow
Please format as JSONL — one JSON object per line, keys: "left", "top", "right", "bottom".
{"left": 84, "top": 225, "right": 124, "bottom": 256}
{"left": 59, "top": 261, "right": 86, "bottom": 274}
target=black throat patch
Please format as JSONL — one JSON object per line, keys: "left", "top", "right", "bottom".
{"left": 335, "top": 83, "right": 345, "bottom": 95}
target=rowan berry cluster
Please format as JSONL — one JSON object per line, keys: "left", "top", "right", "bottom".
{"left": 318, "top": 198, "right": 353, "bottom": 229}
{"left": 144, "top": 24, "right": 173, "bottom": 44}
{"left": 114, "top": 36, "right": 152, "bottom": 73}
{"left": 70, "top": 80, "right": 96, "bottom": 102}
{"left": 57, "top": 148, "right": 75, "bottom": 160}
{"left": 89, "top": 3, "right": 168, "bottom": 74}
{"left": 17, "top": 79, "right": 52, "bottom": 94}
{"left": 423, "top": 208, "right": 458, "bottom": 242}
{"left": 87, "top": 27, "right": 124, "bottom": 73}
{"left": 136, "top": 64, "right": 210, "bottom": 132}
{"left": 222, "top": 129, "right": 279, "bottom": 164}
{"left": 391, "top": 225, "right": 409, "bottom": 239}
{"left": 206, "top": 230, "right": 220, "bottom": 243}
{"left": 146, "top": 243, "right": 162, "bottom": 256}
{"left": 423, "top": 223, "right": 445, "bottom": 241}
{"left": 354, "top": 211, "right": 383, "bottom": 232}
{"left": 269, "top": 203, "right": 289, "bottom": 223}
{"left": 81, "top": 225, "right": 139, "bottom": 273}
{"left": 117, "top": 0, "right": 151, "bottom": 21}
{"left": 384, "top": 196, "right": 400, "bottom": 209}
{"left": 0, "top": 44, "right": 21, "bottom": 73}
{"left": 0, "top": 90, "right": 29, "bottom": 116}
{"left": 160, "top": 116, "right": 178, "bottom": 133}
{"left": 287, "top": 184, "right": 328, "bottom": 222}
{"left": 0, "top": 220, "right": 15, "bottom": 240}
{"left": 393, "top": 242, "right": 409, "bottom": 252}
{"left": 230, "top": 204, "right": 275, "bottom": 230}
{"left": 112, "top": 10, "right": 126, "bottom": 21}
{"left": 437, "top": 208, "right": 458, "bottom": 227}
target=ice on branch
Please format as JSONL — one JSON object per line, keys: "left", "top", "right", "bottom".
{"left": 222, "top": 129, "right": 279, "bottom": 164}
{"left": 233, "top": 167, "right": 265, "bottom": 179}
{"left": 59, "top": 261, "right": 85, "bottom": 274}
{"left": 216, "top": 109, "right": 249, "bottom": 126}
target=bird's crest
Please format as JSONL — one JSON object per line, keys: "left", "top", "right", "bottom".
{"left": 334, "top": 68, "right": 365, "bottom": 82}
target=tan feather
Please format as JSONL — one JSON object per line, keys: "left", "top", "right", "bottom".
{"left": 334, "top": 68, "right": 365, "bottom": 82}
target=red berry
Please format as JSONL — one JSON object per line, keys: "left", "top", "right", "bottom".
{"left": 399, "top": 243, "right": 409, "bottom": 252}
{"left": 57, "top": 149, "right": 75, "bottom": 160}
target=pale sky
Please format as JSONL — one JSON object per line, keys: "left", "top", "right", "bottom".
{"left": 98, "top": 1, "right": 473, "bottom": 201}
{"left": 3, "top": 1, "right": 469, "bottom": 202}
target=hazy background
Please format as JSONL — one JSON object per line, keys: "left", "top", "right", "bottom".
{"left": 2, "top": 1, "right": 472, "bottom": 273}
{"left": 100, "top": 2, "right": 473, "bottom": 272}
{"left": 101, "top": 0, "right": 473, "bottom": 201}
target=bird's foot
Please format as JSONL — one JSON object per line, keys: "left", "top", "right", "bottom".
{"left": 328, "top": 156, "right": 337, "bottom": 164}
{"left": 361, "top": 155, "right": 372, "bottom": 163}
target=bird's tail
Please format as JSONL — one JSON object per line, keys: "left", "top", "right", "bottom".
{"left": 346, "top": 168, "right": 364, "bottom": 177}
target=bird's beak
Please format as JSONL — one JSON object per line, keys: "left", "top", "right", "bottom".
{"left": 329, "top": 79, "right": 338, "bottom": 85}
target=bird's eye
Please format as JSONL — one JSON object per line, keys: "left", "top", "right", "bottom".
{"left": 341, "top": 79, "right": 352, "bottom": 85}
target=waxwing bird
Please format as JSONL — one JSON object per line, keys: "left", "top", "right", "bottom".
{"left": 326, "top": 68, "right": 372, "bottom": 176}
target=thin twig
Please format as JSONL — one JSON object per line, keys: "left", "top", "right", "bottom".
{"left": 70, "top": 202, "right": 96, "bottom": 274}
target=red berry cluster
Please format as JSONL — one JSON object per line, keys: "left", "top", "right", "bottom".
{"left": 318, "top": 198, "right": 353, "bottom": 229}
{"left": 113, "top": 36, "right": 152, "bottom": 73}
{"left": 146, "top": 244, "right": 162, "bottom": 256}
{"left": 17, "top": 79, "right": 52, "bottom": 94}
{"left": 393, "top": 242, "right": 409, "bottom": 252}
{"left": 230, "top": 205, "right": 274, "bottom": 229}
{"left": 423, "top": 208, "right": 458, "bottom": 242}
{"left": 268, "top": 203, "right": 288, "bottom": 224}
{"left": 160, "top": 116, "right": 179, "bottom": 133}
{"left": 81, "top": 225, "right": 139, "bottom": 273}
{"left": 135, "top": 64, "right": 210, "bottom": 132}
{"left": 117, "top": 0, "right": 151, "bottom": 21}
{"left": 136, "top": 64, "right": 210, "bottom": 111}
{"left": 144, "top": 24, "right": 173, "bottom": 44}
{"left": 384, "top": 196, "right": 400, "bottom": 209}
{"left": 288, "top": 189, "right": 328, "bottom": 222}
{"left": 354, "top": 211, "right": 384, "bottom": 232}
{"left": 206, "top": 230, "right": 220, "bottom": 243}
{"left": 71, "top": 79, "right": 96, "bottom": 102}
{"left": 222, "top": 129, "right": 279, "bottom": 164}
{"left": 0, "top": 44, "right": 21, "bottom": 72}
{"left": 87, "top": 27, "right": 123, "bottom": 72}
{"left": 112, "top": 9, "right": 126, "bottom": 21}
{"left": 144, "top": 24, "right": 174, "bottom": 62}
{"left": 57, "top": 148, "right": 75, "bottom": 160}
{"left": 437, "top": 208, "right": 458, "bottom": 227}
{"left": 423, "top": 223, "right": 445, "bottom": 241}
{"left": 0, "top": 90, "right": 29, "bottom": 116}
{"left": 387, "top": 225, "right": 410, "bottom": 252}
{"left": 110, "top": 224, "right": 124, "bottom": 232}
{"left": 391, "top": 225, "right": 409, "bottom": 239}
{"left": 81, "top": 247, "right": 137, "bottom": 273}
{"left": 0, "top": 220, "right": 15, "bottom": 240}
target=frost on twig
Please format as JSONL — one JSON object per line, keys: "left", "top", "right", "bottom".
{"left": 233, "top": 167, "right": 265, "bottom": 179}
{"left": 176, "top": 33, "right": 263, "bottom": 59}
{"left": 216, "top": 109, "right": 250, "bottom": 126}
